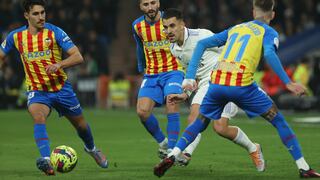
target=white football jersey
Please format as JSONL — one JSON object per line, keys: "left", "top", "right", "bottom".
{"left": 170, "top": 28, "right": 222, "bottom": 80}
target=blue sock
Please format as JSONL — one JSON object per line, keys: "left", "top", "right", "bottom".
{"left": 77, "top": 124, "right": 95, "bottom": 150}
{"left": 176, "top": 118, "right": 205, "bottom": 151}
{"left": 141, "top": 114, "right": 166, "bottom": 143}
{"left": 167, "top": 113, "right": 180, "bottom": 149}
{"left": 34, "top": 124, "right": 51, "bottom": 157}
{"left": 270, "top": 112, "right": 302, "bottom": 160}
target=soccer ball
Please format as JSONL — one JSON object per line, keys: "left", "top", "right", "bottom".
{"left": 50, "top": 145, "right": 78, "bottom": 173}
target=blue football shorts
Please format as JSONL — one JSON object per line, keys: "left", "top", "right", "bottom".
{"left": 138, "top": 70, "right": 184, "bottom": 106}
{"left": 26, "top": 81, "right": 82, "bottom": 117}
{"left": 200, "top": 82, "right": 273, "bottom": 120}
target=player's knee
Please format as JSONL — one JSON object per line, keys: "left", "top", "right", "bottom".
{"left": 32, "top": 112, "right": 47, "bottom": 123}
{"left": 261, "top": 104, "right": 278, "bottom": 121}
{"left": 165, "top": 103, "right": 179, "bottom": 114}
{"left": 136, "top": 106, "right": 152, "bottom": 121}
{"left": 213, "top": 121, "right": 227, "bottom": 136}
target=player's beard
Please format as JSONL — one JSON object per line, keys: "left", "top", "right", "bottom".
{"left": 146, "top": 8, "right": 159, "bottom": 21}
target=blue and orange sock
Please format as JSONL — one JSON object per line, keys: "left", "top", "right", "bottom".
{"left": 77, "top": 124, "right": 95, "bottom": 150}
{"left": 141, "top": 114, "right": 165, "bottom": 143}
{"left": 176, "top": 118, "right": 205, "bottom": 151}
{"left": 167, "top": 113, "right": 180, "bottom": 149}
{"left": 34, "top": 124, "right": 51, "bottom": 157}
{"left": 270, "top": 112, "right": 302, "bottom": 160}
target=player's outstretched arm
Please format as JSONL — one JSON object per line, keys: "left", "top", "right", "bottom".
{"left": 45, "top": 46, "right": 83, "bottom": 74}
{"left": 263, "top": 47, "right": 306, "bottom": 96}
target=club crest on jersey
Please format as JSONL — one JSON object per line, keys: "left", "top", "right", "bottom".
{"left": 44, "top": 38, "right": 52, "bottom": 47}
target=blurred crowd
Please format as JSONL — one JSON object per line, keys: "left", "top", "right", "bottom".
{"left": 0, "top": 0, "right": 319, "bottom": 109}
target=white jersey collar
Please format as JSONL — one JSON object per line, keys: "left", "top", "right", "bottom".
{"left": 174, "top": 27, "right": 189, "bottom": 50}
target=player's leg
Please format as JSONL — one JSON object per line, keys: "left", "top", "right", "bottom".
{"left": 54, "top": 81, "right": 107, "bottom": 168}
{"left": 65, "top": 114, "right": 108, "bottom": 168}
{"left": 154, "top": 113, "right": 210, "bottom": 177}
{"left": 163, "top": 71, "right": 184, "bottom": 150}
{"left": 137, "top": 76, "right": 167, "bottom": 157}
{"left": 212, "top": 103, "right": 264, "bottom": 171}
{"left": 27, "top": 91, "right": 54, "bottom": 175}
{"left": 261, "top": 104, "right": 320, "bottom": 177}
{"left": 182, "top": 104, "right": 201, "bottom": 156}
{"left": 239, "top": 84, "right": 319, "bottom": 177}
{"left": 165, "top": 97, "right": 180, "bottom": 151}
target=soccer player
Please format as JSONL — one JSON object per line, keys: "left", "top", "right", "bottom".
{"left": 162, "top": 8, "right": 264, "bottom": 169}
{"left": 154, "top": 0, "right": 320, "bottom": 178}
{"left": 132, "top": 0, "right": 184, "bottom": 158}
{"left": 0, "top": 0, "right": 108, "bottom": 175}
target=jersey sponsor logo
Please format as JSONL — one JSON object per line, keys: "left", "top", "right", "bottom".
{"left": 1, "top": 40, "right": 6, "bottom": 49}
{"left": 144, "top": 40, "right": 170, "bottom": 50}
{"left": 23, "top": 50, "right": 52, "bottom": 61}
{"left": 214, "top": 61, "right": 244, "bottom": 73}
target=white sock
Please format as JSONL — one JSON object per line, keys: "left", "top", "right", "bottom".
{"left": 184, "top": 133, "right": 201, "bottom": 155}
{"left": 159, "top": 138, "right": 168, "bottom": 149}
{"left": 168, "top": 147, "right": 181, "bottom": 157}
{"left": 233, "top": 127, "right": 256, "bottom": 153}
{"left": 296, "top": 157, "right": 310, "bottom": 170}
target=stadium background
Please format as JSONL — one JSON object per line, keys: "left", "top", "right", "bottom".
{"left": 1, "top": 1, "right": 320, "bottom": 179}
{"left": 0, "top": 0, "right": 319, "bottom": 110}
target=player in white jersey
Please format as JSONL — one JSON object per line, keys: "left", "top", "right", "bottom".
{"left": 162, "top": 8, "right": 265, "bottom": 171}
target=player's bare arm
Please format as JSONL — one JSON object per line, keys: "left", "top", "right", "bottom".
{"left": 45, "top": 46, "right": 83, "bottom": 74}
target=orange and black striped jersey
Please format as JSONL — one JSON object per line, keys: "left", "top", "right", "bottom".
{"left": 0, "top": 23, "right": 74, "bottom": 92}
{"left": 132, "top": 13, "right": 183, "bottom": 75}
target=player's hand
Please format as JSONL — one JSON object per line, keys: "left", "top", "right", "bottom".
{"left": 45, "top": 63, "right": 62, "bottom": 74}
{"left": 168, "top": 93, "right": 188, "bottom": 104}
{"left": 286, "top": 82, "right": 307, "bottom": 96}
{"left": 182, "top": 79, "right": 197, "bottom": 91}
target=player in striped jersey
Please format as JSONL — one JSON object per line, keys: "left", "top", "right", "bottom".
{"left": 132, "top": 0, "right": 184, "bottom": 158}
{"left": 161, "top": 8, "right": 264, "bottom": 169}
{"left": 154, "top": 0, "right": 320, "bottom": 178}
{"left": 0, "top": 0, "right": 108, "bottom": 175}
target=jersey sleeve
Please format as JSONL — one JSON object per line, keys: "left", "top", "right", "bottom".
{"left": 0, "top": 31, "right": 15, "bottom": 55}
{"left": 53, "top": 26, "right": 75, "bottom": 52}
{"left": 132, "top": 24, "right": 146, "bottom": 73}
{"left": 263, "top": 27, "right": 279, "bottom": 52}
{"left": 263, "top": 27, "right": 290, "bottom": 84}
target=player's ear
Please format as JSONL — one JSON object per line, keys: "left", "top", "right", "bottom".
{"left": 271, "top": 11, "right": 275, "bottom": 20}
{"left": 24, "top": 12, "right": 29, "bottom": 20}
{"left": 252, "top": 8, "right": 256, "bottom": 19}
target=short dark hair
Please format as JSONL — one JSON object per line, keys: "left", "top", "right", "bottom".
{"left": 21, "top": 0, "right": 46, "bottom": 12}
{"left": 253, "top": 0, "right": 275, "bottom": 12}
{"left": 163, "top": 8, "right": 184, "bottom": 20}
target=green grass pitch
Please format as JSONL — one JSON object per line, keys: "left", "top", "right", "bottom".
{"left": 0, "top": 109, "right": 319, "bottom": 180}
